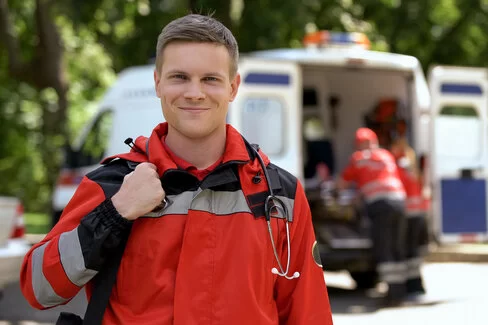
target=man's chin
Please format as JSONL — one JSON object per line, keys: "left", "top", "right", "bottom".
{"left": 178, "top": 125, "right": 212, "bottom": 140}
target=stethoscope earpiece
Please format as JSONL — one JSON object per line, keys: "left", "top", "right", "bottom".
{"left": 271, "top": 267, "right": 300, "bottom": 280}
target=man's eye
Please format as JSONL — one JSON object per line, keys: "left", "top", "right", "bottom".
{"left": 172, "top": 74, "right": 187, "bottom": 79}
{"left": 204, "top": 77, "right": 218, "bottom": 82}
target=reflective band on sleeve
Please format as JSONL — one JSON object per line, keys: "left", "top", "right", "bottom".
{"left": 31, "top": 243, "right": 70, "bottom": 308}
{"left": 59, "top": 228, "right": 98, "bottom": 286}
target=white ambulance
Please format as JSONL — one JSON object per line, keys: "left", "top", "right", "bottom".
{"left": 428, "top": 65, "right": 488, "bottom": 244}
{"left": 52, "top": 31, "right": 487, "bottom": 285}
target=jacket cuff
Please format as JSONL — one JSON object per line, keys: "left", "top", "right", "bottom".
{"left": 97, "top": 198, "right": 133, "bottom": 236}
{"left": 79, "top": 198, "right": 133, "bottom": 270}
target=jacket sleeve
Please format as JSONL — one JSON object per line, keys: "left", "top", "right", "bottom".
{"left": 341, "top": 155, "right": 357, "bottom": 182}
{"left": 275, "top": 180, "right": 334, "bottom": 325}
{"left": 19, "top": 161, "right": 133, "bottom": 310}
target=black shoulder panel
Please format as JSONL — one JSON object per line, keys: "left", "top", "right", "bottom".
{"left": 267, "top": 163, "right": 297, "bottom": 200}
{"left": 85, "top": 159, "right": 135, "bottom": 199}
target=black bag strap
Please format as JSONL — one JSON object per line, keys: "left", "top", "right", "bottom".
{"left": 82, "top": 159, "right": 138, "bottom": 324}
{"left": 82, "top": 231, "right": 129, "bottom": 324}
{"left": 57, "top": 160, "right": 137, "bottom": 325}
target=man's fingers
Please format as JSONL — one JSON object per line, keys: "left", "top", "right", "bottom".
{"left": 124, "top": 171, "right": 134, "bottom": 180}
{"left": 139, "top": 162, "right": 157, "bottom": 170}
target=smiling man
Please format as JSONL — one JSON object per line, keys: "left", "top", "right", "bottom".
{"left": 20, "top": 14, "right": 334, "bottom": 325}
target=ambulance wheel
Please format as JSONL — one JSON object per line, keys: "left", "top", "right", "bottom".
{"left": 350, "top": 271, "right": 378, "bottom": 289}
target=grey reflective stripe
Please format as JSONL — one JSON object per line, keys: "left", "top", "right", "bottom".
{"left": 143, "top": 191, "right": 196, "bottom": 217}
{"left": 406, "top": 257, "right": 422, "bottom": 279}
{"left": 378, "top": 261, "right": 407, "bottom": 284}
{"left": 32, "top": 243, "right": 70, "bottom": 308}
{"left": 382, "top": 273, "right": 406, "bottom": 283}
{"left": 142, "top": 189, "right": 295, "bottom": 219}
{"left": 378, "top": 262, "right": 404, "bottom": 273}
{"left": 191, "top": 190, "right": 251, "bottom": 215}
{"left": 59, "top": 228, "right": 98, "bottom": 286}
{"left": 166, "top": 191, "right": 197, "bottom": 215}
{"left": 365, "top": 191, "right": 406, "bottom": 203}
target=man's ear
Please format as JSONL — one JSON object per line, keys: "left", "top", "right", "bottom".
{"left": 154, "top": 69, "right": 162, "bottom": 98}
{"left": 229, "top": 73, "right": 241, "bottom": 102}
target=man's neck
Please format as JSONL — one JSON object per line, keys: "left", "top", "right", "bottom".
{"left": 164, "top": 126, "right": 226, "bottom": 170}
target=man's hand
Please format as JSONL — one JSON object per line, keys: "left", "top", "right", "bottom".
{"left": 111, "top": 162, "right": 166, "bottom": 220}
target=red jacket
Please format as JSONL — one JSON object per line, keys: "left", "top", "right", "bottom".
{"left": 342, "top": 148, "right": 405, "bottom": 203}
{"left": 20, "top": 123, "right": 333, "bottom": 325}
{"left": 397, "top": 165, "right": 426, "bottom": 217}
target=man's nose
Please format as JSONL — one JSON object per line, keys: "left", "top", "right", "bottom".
{"left": 184, "top": 81, "right": 205, "bottom": 100}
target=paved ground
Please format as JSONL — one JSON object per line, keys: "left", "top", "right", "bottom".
{"left": 426, "top": 243, "right": 488, "bottom": 263}
{"left": 327, "top": 263, "right": 488, "bottom": 325}
{"left": 1, "top": 262, "right": 486, "bottom": 324}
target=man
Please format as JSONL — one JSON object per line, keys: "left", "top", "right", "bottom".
{"left": 337, "top": 127, "right": 407, "bottom": 306}
{"left": 391, "top": 120, "right": 428, "bottom": 297}
{"left": 19, "top": 14, "right": 333, "bottom": 324}
{"left": 303, "top": 116, "right": 334, "bottom": 183}
{"left": 396, "top": 155, "right": 428, "bottom": 297}
{"left": 391, "top": 119, "right": 418, "bottom": 177}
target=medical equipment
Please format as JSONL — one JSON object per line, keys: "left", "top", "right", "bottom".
{"left": 253, "top": 147, "right": 301, "bottom": 280}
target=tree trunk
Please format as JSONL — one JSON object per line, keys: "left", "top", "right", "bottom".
{"left": 0, "top": 0, "right": 69, "bottom": 212}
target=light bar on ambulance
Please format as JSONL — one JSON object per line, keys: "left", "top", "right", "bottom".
{"left": 303, "top": 30, "right": 371, "bottom": 50}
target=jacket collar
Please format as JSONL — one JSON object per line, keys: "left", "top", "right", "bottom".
{"left": 101, "top": 122, "right": 268, "bottom": 178}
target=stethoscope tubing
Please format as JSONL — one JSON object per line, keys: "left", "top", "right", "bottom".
{"left": 253, "top": 147, "right": 300, "bottom": 280}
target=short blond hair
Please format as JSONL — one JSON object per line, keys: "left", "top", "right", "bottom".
{"left": 155, "top": 14, "right": 239, "bottom": 78}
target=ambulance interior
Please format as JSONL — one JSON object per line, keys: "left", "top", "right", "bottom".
{"left": 301, "top": 65, "right": 415, "bottom": 268}
{"left": 301, "top": 66, "right": 414, "bottom": 179}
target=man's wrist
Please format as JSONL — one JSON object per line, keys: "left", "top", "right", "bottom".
{"left": 111, "top": 194, "right": 135, "bottom": 220}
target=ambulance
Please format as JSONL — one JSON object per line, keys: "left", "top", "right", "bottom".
{"left": 52, "top": 31, "right": 488, "bottom": 287}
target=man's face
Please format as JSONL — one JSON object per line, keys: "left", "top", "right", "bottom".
{"left": 154, "top": 42, "right": 240, "bottom": 140}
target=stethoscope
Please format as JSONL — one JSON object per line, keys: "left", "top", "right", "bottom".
{"left": 253, "top": 148, "right": 301, "bottom": 280}
{"left": 126, "top": 137, "right": 300, "bottom": 280}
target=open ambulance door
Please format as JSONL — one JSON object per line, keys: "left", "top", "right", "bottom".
{"left": 228, "top": 58, "right": 303, "bottom": 180}
{"left": 429, "top": 65, "right": 488, "bottom": 243}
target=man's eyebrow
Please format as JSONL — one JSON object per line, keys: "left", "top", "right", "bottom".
{"left": 164, "top": 70, "right": 226, "bottom": 79}
{"left": 203, "top": 72, "right": 225, "bottom": 78}
{"left": 165, "top": 69, "right": 187, "bottom": 76}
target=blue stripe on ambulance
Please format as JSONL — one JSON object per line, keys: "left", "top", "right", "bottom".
{"left": 440, "top": 83, "right": 483, "bottom": 95}
{"left": 244, "top": 73, "right": 290, "bottom": 85}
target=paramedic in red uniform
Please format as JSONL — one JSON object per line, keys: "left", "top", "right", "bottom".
{"left": 337, "top": 127, "right": 407, "bottom": 306}
{"left": 19, "top": 14, "right": 333, "bottom": 324}
{"left": 396, "top": 155, "right": 428, "bottom": 297}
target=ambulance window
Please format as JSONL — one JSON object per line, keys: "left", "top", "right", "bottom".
{"left": 79, "top": 110, "right": 114, "bottom": 165}
{"left": 435, "top": 105, "right": 480, "bottom": 159}
{"left": 439, "top": 105, "right": 478, "bottom": 116}
{"left": 242, "top": 98, "right": 284, "bottom": 155}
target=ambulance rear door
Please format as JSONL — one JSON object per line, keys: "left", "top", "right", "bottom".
{"left": 429, "top": 65, "right": 488, "bottom": 243}
{"left": 229, "top": 58, "right": 303, "bottom": 180}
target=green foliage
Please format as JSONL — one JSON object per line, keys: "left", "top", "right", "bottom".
{"left": 24, "top": 212, "right": 50, "bottom": 234}
{"left": 2, "top": 0, "right": 488, "bottom": 216}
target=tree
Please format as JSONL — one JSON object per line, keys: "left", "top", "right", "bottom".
{"left": 0, "top": 0, "right": 69, "bottom": 209}
{"left": 0, "top": 0, "right": 116, "bottom": 211}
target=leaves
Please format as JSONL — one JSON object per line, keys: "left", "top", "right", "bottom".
{"left": 1, "top": 0, "right": 488, "bottom": 213}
